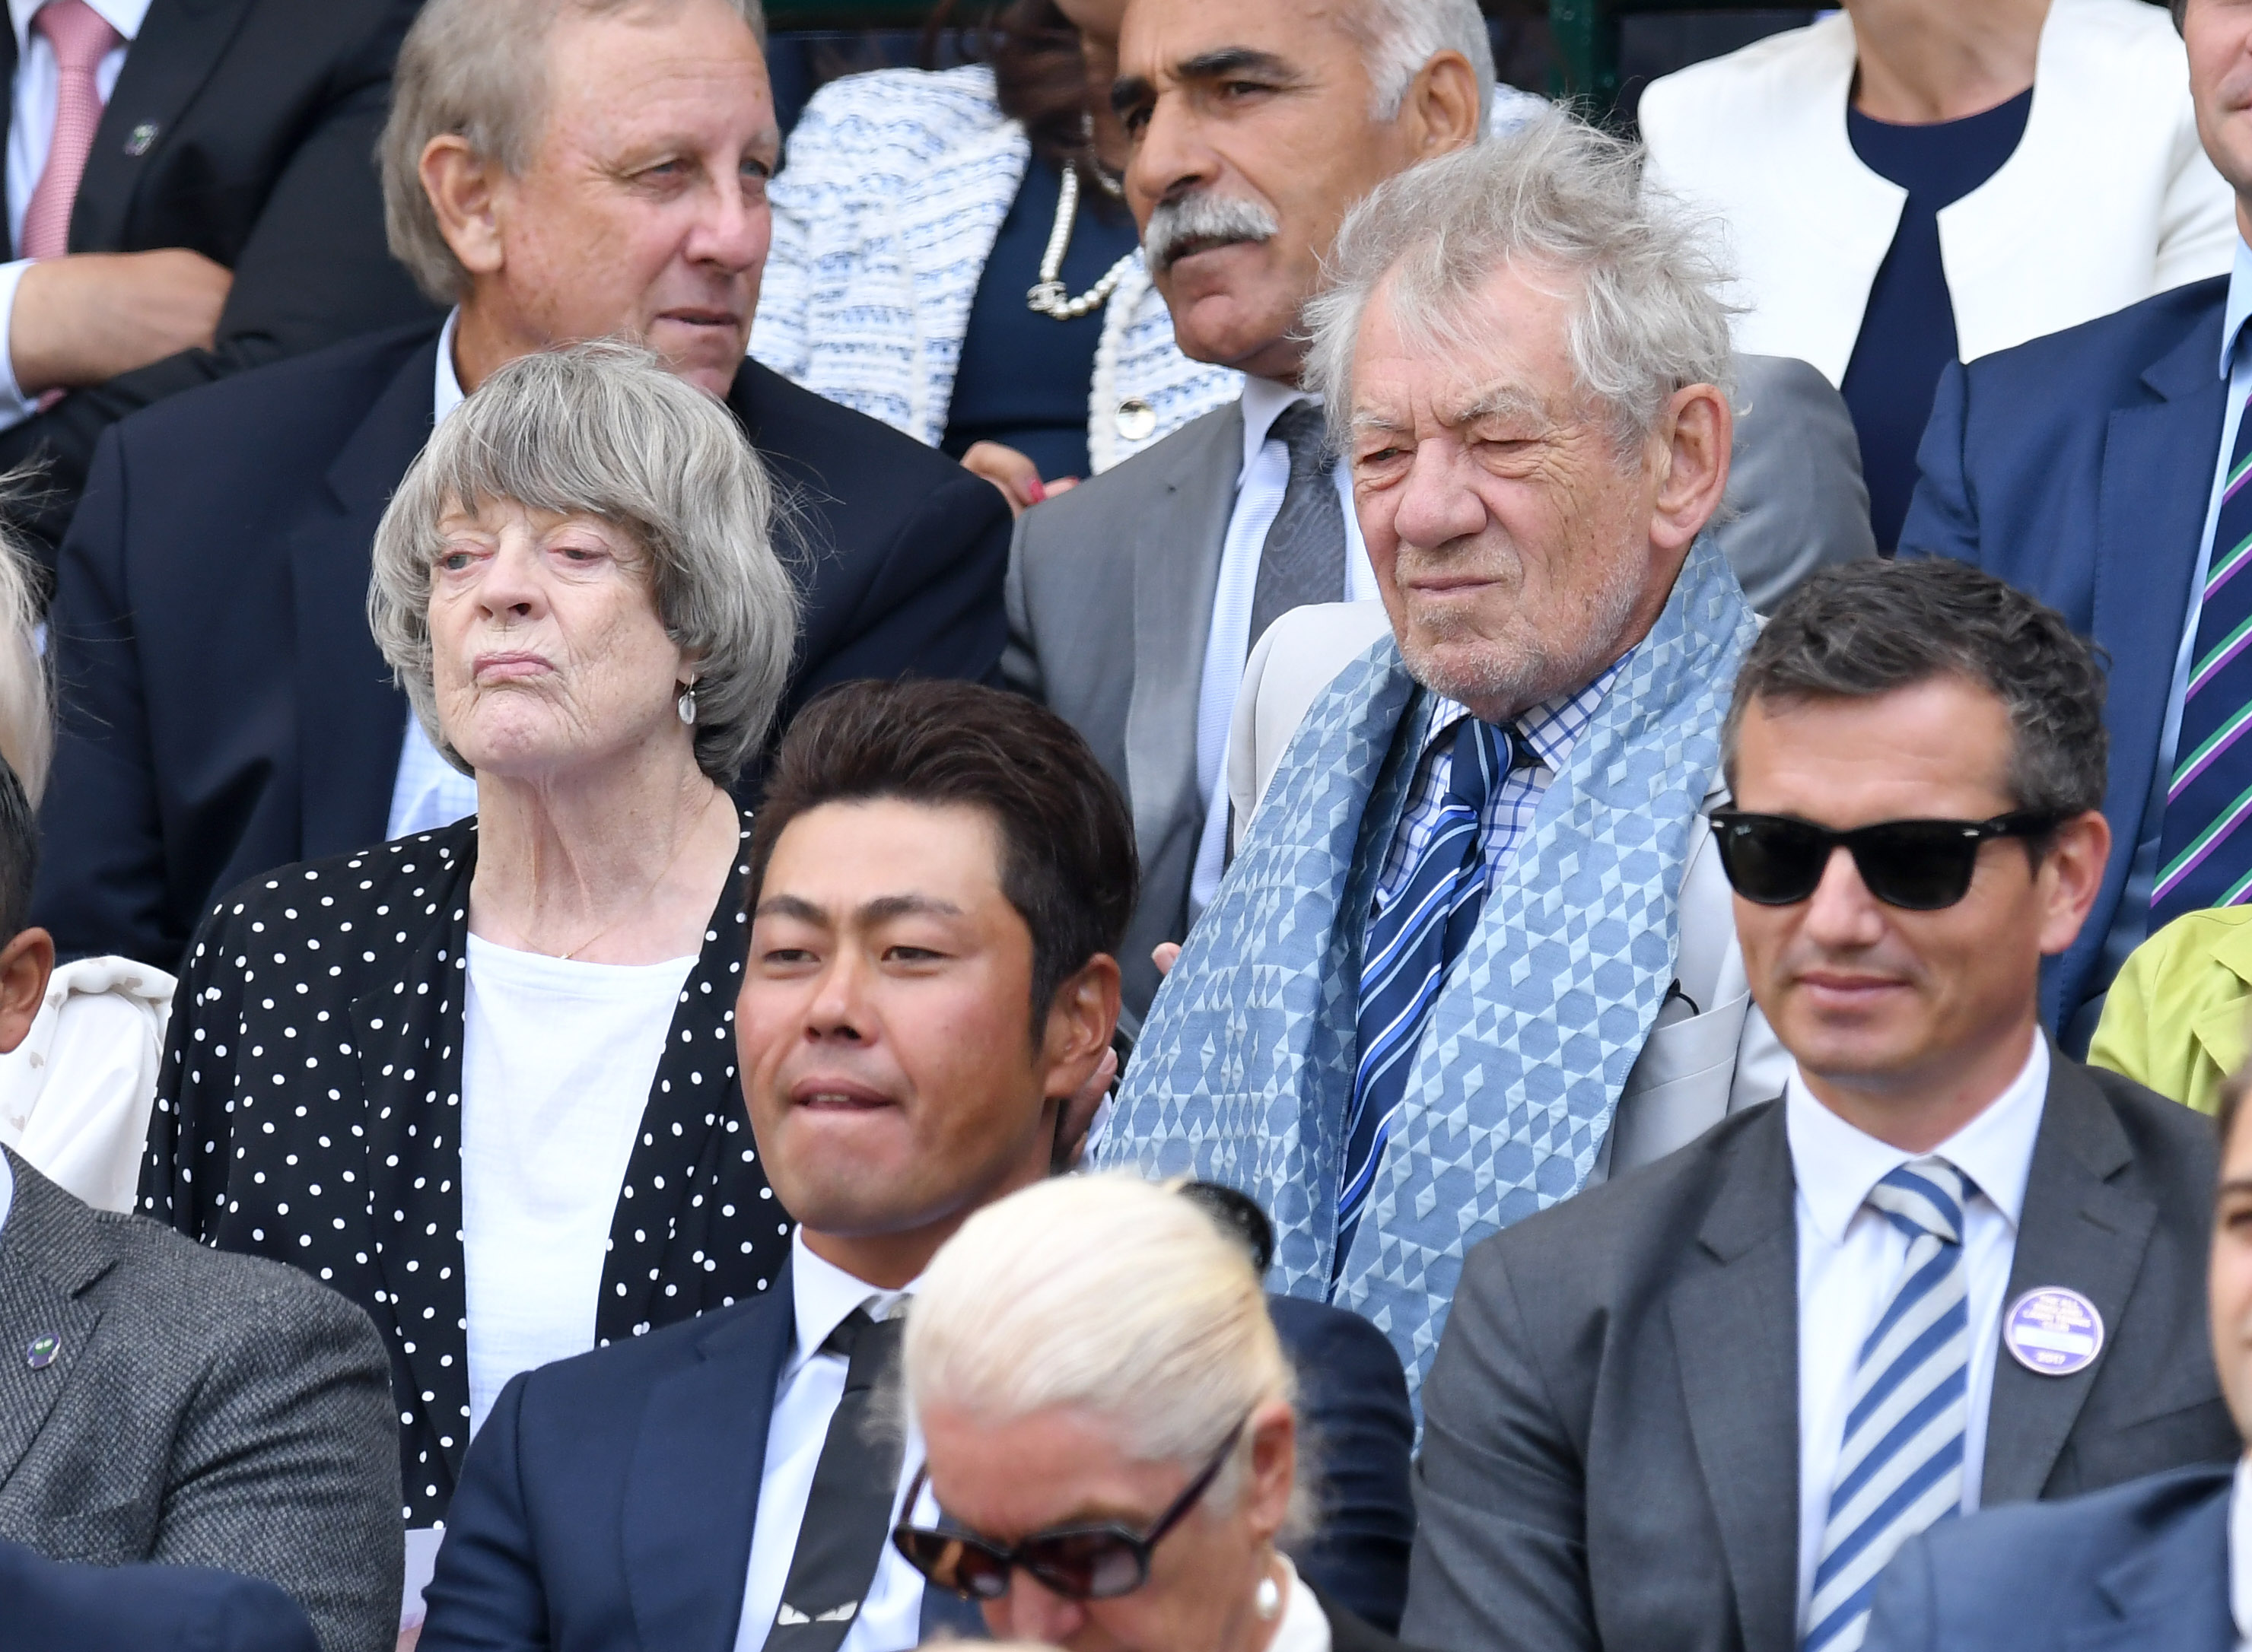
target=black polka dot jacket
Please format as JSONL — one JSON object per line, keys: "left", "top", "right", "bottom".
{"left": 139, "top": 815, "right": 790, "bottom": 1528}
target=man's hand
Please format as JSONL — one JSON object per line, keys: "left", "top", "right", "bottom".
{"left": 962, "top": 439, "right": 1078, "bottom": 517}
{"left": 1153, "top": 942, "right": 1182, "bottom": 978}
{"left": 11, "top": 249, "right": 233, "bottom": 396}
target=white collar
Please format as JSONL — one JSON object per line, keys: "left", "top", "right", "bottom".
{"left": 1236, "top": 373, "right": 1317, "bottom": 485}
{"left": 0, "top": 1149, "right": 13, "bottom": 1245}
{"left": 432, "top": 307, "right": 465, "bottom": 427}
{"left": 9, "top": 0, "right": 147, "bottom": 59}
{"left": 2232, "top": 1453, "right": 2252, "bottom": 1642}
{"left": 785, "top": 1226, "right": 918, "bottom": 1381}
{"left": 1264, "top": 1556, "right": 1333, "bottom": 1652}
{"left": 1785, "top": 1031, "right": 2049, "bottom": 1247}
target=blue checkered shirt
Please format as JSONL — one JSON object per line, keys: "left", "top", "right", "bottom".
{"left": 1373, "top": 662, "right": 1625, "bottom": 916}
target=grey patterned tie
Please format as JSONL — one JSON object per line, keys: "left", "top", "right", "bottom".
{"left": 1248, "top": 400, "right": 1348, "bottom": 650}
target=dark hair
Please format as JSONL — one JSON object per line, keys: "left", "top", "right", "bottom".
{"left": 1723, "top": 559, "right": 2108, "bottom": 821}
{"left": 0, "top": 757, "right": 33, "bottom": 942}
{"left": 923, "top": 0, "right": 1099, "bottom": 175}
{"left": 749, "top": 679, "right": 1139, "bottom": 1034}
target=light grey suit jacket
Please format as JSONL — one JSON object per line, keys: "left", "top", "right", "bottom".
{"left": 1400, "top": 1056, "right": 2237, "bottom": 1652}
{"left": 0, "top": 1149, "right": 401, "bottom": 1652}
{"left": 1004, "top": 354, "right": 1872, "bottom": 1025}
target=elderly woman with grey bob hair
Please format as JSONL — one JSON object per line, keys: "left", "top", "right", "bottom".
{"left": 895, "top": 1174, "right": 1414, "bottom": 1652}
{"left": 144, "top": 342, "right": 803, "bottom": 1534}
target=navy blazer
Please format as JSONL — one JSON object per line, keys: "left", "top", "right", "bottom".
{"left": 1861, "top": 1463, "right": 2233, "bottom": 1652}
{"left": 35, "top": 322, "right": 1012, "bottom": 970}
{"left": 1900, "top": 276, "right": 2230, "bottom": 1037}
{"left": 417, "top": 1264, "right": 1419, "bottom": 1652}
{"left": 0, "top": 1537, "right": 319, "bottom": 1652}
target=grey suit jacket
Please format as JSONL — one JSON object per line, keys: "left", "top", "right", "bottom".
{"left": 0, "top": 1149, "right": 401, "bottom": 1652}
{"left": 1400, "top": 1055, "right": 2235, "bottom": 1652}
{"left": 1004, "top": 354, "right": 1872, "bottom": 1024}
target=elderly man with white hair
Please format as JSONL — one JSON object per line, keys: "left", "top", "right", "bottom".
{"left": 1102, "top": 113, "right": 1789, "bottom": 1400}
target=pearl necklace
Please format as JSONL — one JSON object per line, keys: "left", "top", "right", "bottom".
{"left": 1026, "top": 162, "right": 1137, "bottom": 322}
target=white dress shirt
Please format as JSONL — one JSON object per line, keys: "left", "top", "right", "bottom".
{"left": 2231, "top": 1453, "right": 2252, "bottom": 1650}
{"left": 0, "top": 0, "right": 143, "bottom": 427}
{"left": 1789, "top": 1033, "right": 2050, "bottom": 1633}
{"left": 1188, "top": 376, "right": 1379, "bottom": 912}
{"left": 735, "top": 1228, "right": 937, "bottom": 1652}
{"left": 0, "top": 1144, "right": 14, "bottom": 1239}
{"left": 385, "top": 309, "right": 481, "bottom": 840}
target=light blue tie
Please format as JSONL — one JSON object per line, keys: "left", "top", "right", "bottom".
{"left": 1802, "top": 1157, "right": 1972, "bottom": 1652}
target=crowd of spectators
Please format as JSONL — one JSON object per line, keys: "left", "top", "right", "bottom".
{"left": 0, "top": 1, "right": 2250, "bottom": 1651}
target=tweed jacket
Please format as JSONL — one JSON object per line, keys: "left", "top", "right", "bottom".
{"left": 0, "top": 1149, "right": 400, "bottom": 1652}
{"left": 142, "top": 815, "right": 783, "bottom": 1530}
{"left": 750, "top": 64, "right": 1239, "bottom": 472}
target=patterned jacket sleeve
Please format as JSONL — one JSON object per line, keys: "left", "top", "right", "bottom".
{"left": 139, "top": 899, "right": 247, "bottom": 1238}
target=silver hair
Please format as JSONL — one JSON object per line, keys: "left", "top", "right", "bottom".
{"left": 1341, "top": 0, "right": 1496, "bottom": 124}
{"left": 905, "top": 1174, "right": 1315, "bottom": 1536}
{"left": 1303, "top": 110, "right": 1735, "bottom": 458}
{"left": 366, "top": 339, "right": 800, "bottom": 786}
{"left": 380, "top": 0, "right": 767, "bottom": 303}
{"left": 1142, "top": 192, "right": 1281, "bottom": 276}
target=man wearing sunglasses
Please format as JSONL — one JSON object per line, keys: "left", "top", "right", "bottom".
{"left": 412, "top": 679, "right": 1417, "bottom": 1652}
{"left": 1405, "top": 560, "right": 2237, "bottom": 1652}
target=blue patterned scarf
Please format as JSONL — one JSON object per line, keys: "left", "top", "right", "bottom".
{"left": 1102, "top": 534, "right": 1757, "bottom": 1399}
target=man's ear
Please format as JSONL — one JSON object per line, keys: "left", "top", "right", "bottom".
{"left": 1040, "top": 954, "right": 1124, "bottom": 1165}
{"left": 0, "top": 927, "right": 54, "bottom": 1057}
{"left": 419, "top": 134, "right": 507, "bottom": 279}
{"left": 1649, "top": 382, "right": 1733, "bottom": 554}
{"left": 1402, "top": 50, "right": 1483, "bottom": 160}
{"left": 2036, "top": 810, "right": 2112, "bottom": 958}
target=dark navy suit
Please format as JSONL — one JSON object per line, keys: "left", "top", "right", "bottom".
{"left": 1901, "top": 275, "right": 2229, "bottom": 1040}
{"left": 1861, "top": 1463, "right": 2234, "bottom": 1652}
{"left": 416, "top": 1263, "right": 1420, "bottom": 1652}
{"left": 0, "top": 1537, "right": 320, "bottom": 1652}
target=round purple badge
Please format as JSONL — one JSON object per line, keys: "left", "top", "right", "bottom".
{"left": 2002, "top": 1287, "right": 2104, "bottom": 1377}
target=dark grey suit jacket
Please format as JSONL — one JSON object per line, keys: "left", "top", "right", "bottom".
{"left": 1004, "top": 354, "right": 1872, "bottom": 1025}
{"left": 1400, "top": 1056, "right": 2235, "bottom": 1652}
{"left": 0, "top": 1150, "right": 402, "bottom": 1652}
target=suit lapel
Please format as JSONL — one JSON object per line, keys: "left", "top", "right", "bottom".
{"left": 0, "top": 1154, "right": 114, "bottom": 1490}
{"left": 2066, "top": 316, "right": 2228, "bottom": 1026}
{"left": 1668, "top": 1110, "right": 1801, "bottom": 1652}
{"left": 625, "top": 1267, "right": 797, "bottom": 1652}
{"left": 71, "top": 0, "right": 258, "bottom": 253}
{"left": 1124, "top": 402, "right": 1242, "bottom": 902}
{"left": 291, "top": 336, "right": 439, "bottom": 859}
{"left": 2095, "top": 1474, "right": 2233, "bottom": 1646}
{"left": 1981, "top": 1053, "right": 2153, "bottom": 1507}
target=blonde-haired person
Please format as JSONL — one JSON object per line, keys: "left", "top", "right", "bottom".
{"left": 0, "top": 525, "right": 171, "bottom": 1212}
{"left": 2088, "top": 904, "right": 2252, "bottom": 1116}
{"left": 898, "top": 1174, "right": 1410, "bottom": 1652}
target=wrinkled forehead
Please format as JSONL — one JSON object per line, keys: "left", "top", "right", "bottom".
{"left": 1117, "top": 0, "right": 1361, "bottom": 87}
{"left": 534, "top": 0, "right": 776, "bottom": 154}
{"left": 1348, "top": 260, "right": 1586, "bottom": 436}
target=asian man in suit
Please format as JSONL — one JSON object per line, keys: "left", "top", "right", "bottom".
{"left": 0, "top": 0, "right": 441, "bottom": 555}
{"left": 1898, "top": 0, "right": 2252, "bottom": 1050}
{"left": 1855, "top": 1061, "right": 2252, "bottom": 1652}
{"left": 1403, "top": 561, "right": 2238, "bottom": 1652}
{"left": 416, "top": 679, "right": 1420, "bottom": 1652}
{"left": 32, "top": 0, "right": 1013, "bottom": 971}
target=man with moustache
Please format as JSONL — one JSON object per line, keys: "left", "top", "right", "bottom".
{"left": 32, "top": 0, "right": 1013, "bottom": 971}
{"left": 1404, "top": 559, "right": 2235, "bottom": 1652}
{"left": 1102, "top": 120, "right": 1789, "bottom": 1398}
{"left": 413, "top": 679, "right": 1420, "bottom": 1652}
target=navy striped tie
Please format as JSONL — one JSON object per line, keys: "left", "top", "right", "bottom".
{"left": 1802, "top": 1158, "right": 1972, "bottom": 1652}
{"left": 2155, "top": 391, "right": 2252, "bottom": 920}
{"left": 1334, "top": 716, "right": 1516, "bottom": 1282}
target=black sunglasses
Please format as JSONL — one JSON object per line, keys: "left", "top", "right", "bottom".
{"left": 1709, "top": 809, "right": 2062, "bottom": 911}
{"left": 891, "top": 1414, "right": 1248, "bottom": 1603}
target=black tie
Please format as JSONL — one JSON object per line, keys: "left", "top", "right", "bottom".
{"left": 768, "top": 1307, "right": 907, "bottom": 1652}
{"left": 1248, "top": 400, "right": 1347, "bottom": 650}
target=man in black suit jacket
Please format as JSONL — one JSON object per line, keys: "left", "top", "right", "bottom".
{"left": 1403, "top": 563, "right": 2238, "bottom": 1652}
{"left": 417, "top": 679, "right": 1419, "bottom": 1652}
{"left": 0, "top": 1538, "right": 320, "bottom": 1652}
{"left": 33, "top": 0, "right": 1011, "bottom": 969}
{"left": 0, "top": 0, "right": 439, "bottom": 554}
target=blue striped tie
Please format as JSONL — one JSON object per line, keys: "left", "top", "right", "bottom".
{"left": 2155, "top": 392, "right": 2252, "bottom": 920}
{"left": 1334, "top": 715, "right": 1516, "bottom": 1283}
{"left": 1802, "top": 1158, "right": 1972, "bottom": 1652}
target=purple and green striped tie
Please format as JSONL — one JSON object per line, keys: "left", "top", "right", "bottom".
{"left": 2153, "top": 396, "right": 2252, "bottom": 920}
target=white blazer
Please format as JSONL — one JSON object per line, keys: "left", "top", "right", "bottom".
{"left": 1639, "top": 0, "right": 2235, "bottom": 383}
{"left": 751, "top": 64, "right": 1240, "bottom": 473}
{"left": 1226, "top": 602, "right": 1790, "bottom": 1182}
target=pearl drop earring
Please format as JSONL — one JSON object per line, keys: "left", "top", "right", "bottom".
{"left": 1254, "top": 1571, "right": 1283, "bottom": 1622}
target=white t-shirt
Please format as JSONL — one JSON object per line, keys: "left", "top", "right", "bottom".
{"left": 460, "top": 933, "right": 697, "bottom": 1436}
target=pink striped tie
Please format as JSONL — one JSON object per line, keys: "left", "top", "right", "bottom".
{"left": 21, "top": 0, "right": 121, "bottom": 262}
